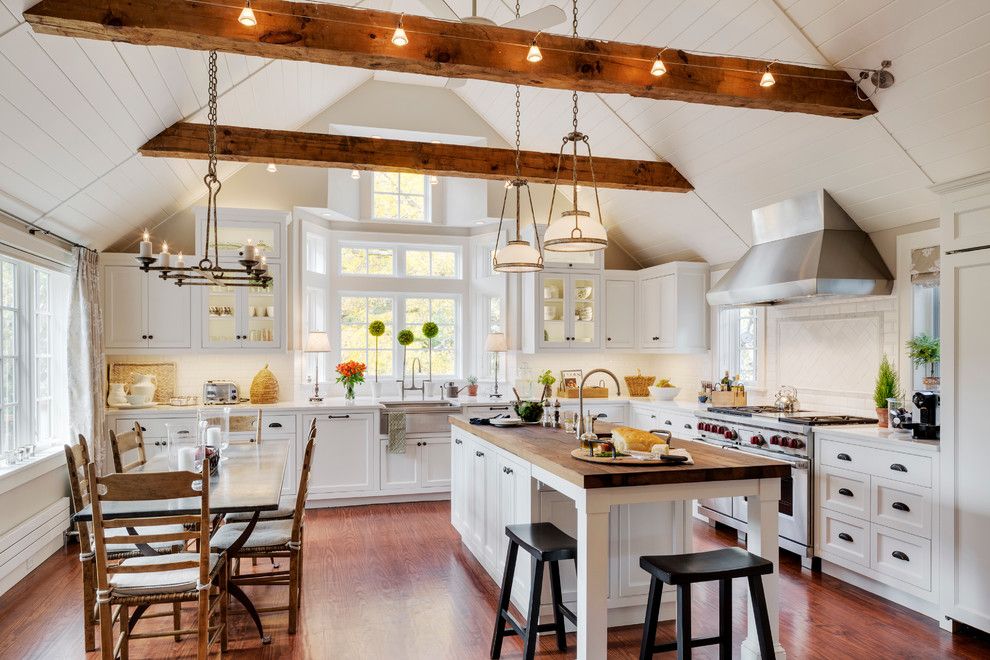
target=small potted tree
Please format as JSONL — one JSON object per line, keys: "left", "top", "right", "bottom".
{"left": 873, "top": 354, "right": 900, "bottom": 428}
{"left": 398, "top": 329, "right": 415, "bottom": 388}
{"left": 422, "top": 321, "right": 439, "bottom": 397}
{"left": 907, "top": 333, "right": 940, "bottom": 390}
{"left": 466, "top": 375, "right": 479, "bottom": 397}
{"left": 368, "top": 320, "right": 386, "bottom": 399}
{"left": 537, "top": 370, "right": 556, "bottom": 402}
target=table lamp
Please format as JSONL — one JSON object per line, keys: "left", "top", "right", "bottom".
{"left": 305, "top": 331, "right": 332, "bottom": 402}
{"left": 485, "top": 332, "right": 508, "bottom": 399}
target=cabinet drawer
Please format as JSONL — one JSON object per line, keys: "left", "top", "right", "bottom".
{"left": 871, "top": 524, "right": 931, "bottom": 591}
{"left": 260, "top": 414, "right": 296, "bottom": 434}
{"left": 871, "top": 477, "right": 932, "bottom": 538}
{"left": 869, "top": 451, "right": 932, "bottom": 488}
{"left": 820, "top": 466, "right": 870, "bottom": 520}
{"left": 820, "top": 510, "right": 870, "bottom": 568}
{"left": 117, "top": 417, "right": 195, "bottom": 438}
{"left": 819, "top": 440, "right": 871, "bottom": 472}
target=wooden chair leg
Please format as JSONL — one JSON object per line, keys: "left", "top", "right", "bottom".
{"left": 297, "top": 542, "right": 304, "bottom": 609}
{"left": 548, "top": 560, "right": 567, "bottom": 652}
{"left": 676, "top": 583, "right": 692, "bottom": 660}
{"left": 98, "top": 602, "right": 114, "bottom": 660}
{"left": 220, "top": 563, "right": 229, "bottom": 652}
{"left": 119, "top": 604, "right": 130, "bottom": 660}
{"left": 490, "top": 541, "right": 519, "bottom": 660}
{"left": 173, "top": 602, "right": 182, "bottom": 642}
{"left": 747, "top": 575, "right": 775, "bottom": 660}
{"left": 82, "top": 559, "right": 97, "bottom": 652}
{"left": 288, "top": 551, "right": 299, "bottom": 634}
{"left": 197, "top": 590, "right": 210, "bottom": 660}
{"left": 639, "top": 577, "right": 663, "bottom": 660}
{"left": 718, "top": 579, "right": 732, "bottom": 660}
{"left": 522, "top": 559, "right": 545, "bottom": 660}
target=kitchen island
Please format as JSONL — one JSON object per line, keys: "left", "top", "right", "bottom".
{"left": 449, "top": 416, "right": 791, "bottom": 659}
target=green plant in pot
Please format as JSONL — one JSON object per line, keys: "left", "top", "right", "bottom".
{"left": 906, "top": 333, "right": 940, "bottom": 390}
{"left": 537, "top": 370, "right": 556, "bottom": 402}
{"left": 873, "top": 354, "right": 901, "bottom": 428}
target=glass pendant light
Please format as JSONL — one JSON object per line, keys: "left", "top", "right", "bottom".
{"left": 543, "top": 0, "right": 608, "bottom": 253}
{"left": 238, "top": 0, "right": 257, "bottom": 27}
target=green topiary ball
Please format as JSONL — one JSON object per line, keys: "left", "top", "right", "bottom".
{"left": 422, "top": 321, "right": 439, "bottom": 339}
{"left": 368, "top": 320, "right": 386, "bottom": 337}
{"left": 397, "top": 329, "right": 415, "bottom": 346}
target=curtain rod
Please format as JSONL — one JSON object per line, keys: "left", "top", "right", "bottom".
{"left": 0, "top": 209, "right": 95, "bottom": 254}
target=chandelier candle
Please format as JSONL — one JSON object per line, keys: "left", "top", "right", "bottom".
{"left": 159, "top": 242, "right": 170, "bottom": 268}
{"left": 139, "top": 231, "right": 152, "bottom": 258}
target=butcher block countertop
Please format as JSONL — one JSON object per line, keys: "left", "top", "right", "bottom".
{"left": 449, "top": 416, "right": 790, "bottom": 489}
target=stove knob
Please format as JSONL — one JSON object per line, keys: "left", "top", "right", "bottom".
{"left": 790, "top": 437, "right": 805, "bottom": 449}
{"left": 700, "top": 422, "right": 709, "bottom": 432}
{"left": 724, "top": 430, "right": 736, "bottom": 440}
{"left": 752, "top": 435, "right": 765, "bottom": 446}
{"left": 782, "top": 437, "right": 795, "bottom": 448}
{"left": 770, "top": 435, "right": 781, "bottom": 445}
{"left": 718, "top": 426, "right": 728, "bottom": 434}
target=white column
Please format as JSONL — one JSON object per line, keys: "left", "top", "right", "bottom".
{"left": 575, "top": 491, "right": 610, "bottom": 660}
{"left": 741, "top": 477, "right": 786, "bottom": 659}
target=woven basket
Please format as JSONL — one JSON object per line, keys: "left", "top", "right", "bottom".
{"left": 624, "top": 370, "right": 655, "bottom": 397}
{"left": 249, "top": 364, "right": 279, "bottom": 404}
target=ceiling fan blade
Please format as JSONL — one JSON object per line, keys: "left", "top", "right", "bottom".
{"left": 416, "top": 0, "right": 461, "bottom": 21}
{"left": 501, "top": 5, "right": 566, "bottom": 31}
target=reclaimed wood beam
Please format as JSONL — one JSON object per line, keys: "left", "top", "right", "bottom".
{"left": 24, "top": 0, "right": 877, "bottom": 119}
{"left": 138, "top": 123, "right": 693, "bottom": 193}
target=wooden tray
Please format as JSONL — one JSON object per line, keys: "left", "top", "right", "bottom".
{"left": 557, "top": 387, "right": 608, "bottom": 399}
{"left": 570, "top": 448, "right": 690, "bottom": 466}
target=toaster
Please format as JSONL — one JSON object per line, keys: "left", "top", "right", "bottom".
{"left": 203, "top": 381, "right": 238, "bottom": 404}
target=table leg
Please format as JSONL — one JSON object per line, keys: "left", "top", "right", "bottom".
{"left": 575, "top": 493, "right": 610, "bottom": 660}
{"left": 742, "top": 477, "right": 786, "bottom": 660}
{"left": 225, "top": 510, "right": 272, "bottom": 644}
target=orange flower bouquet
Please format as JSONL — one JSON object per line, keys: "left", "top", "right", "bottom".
{"left": 335, "top": 360, "right": 366, "bottom": 401}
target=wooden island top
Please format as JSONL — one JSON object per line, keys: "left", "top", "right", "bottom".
{"left": 450, "top": 415, "right": 790, "bottom": 489}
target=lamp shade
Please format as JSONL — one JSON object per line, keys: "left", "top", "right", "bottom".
{"left": 305, "top": 331, "right": 331, "bottom": 353}
{"left": 544, "top": 210, "right": 608, "bottom": 252}
{"left": 494, "top": 240, "right": 543, "bottom": 273}
{"left": 485, "top": 332, "right": 507, "bottom": 353}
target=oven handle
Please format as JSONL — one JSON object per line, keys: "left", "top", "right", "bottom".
{"left": 733, "top": 446, "right": 809, "bottom": 470}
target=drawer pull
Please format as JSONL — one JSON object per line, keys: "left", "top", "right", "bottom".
{"left": 489, "top": 406, "right": 509, "bottom": 411}
{"left": 140, "top": 426, "right": 148, "bottom": 432}
{"left": 684, "top": 424, "right": 692, "bottom": 429}
{"left": 503, "top": 466, "right": 513, "bottom": 475}
{"left": 838, "top": 488, "right": 854, "bottom": 497}
{"left": 664, "top": 420, "right": 672, "bottom": 426}
{"left": 890, "top": 463, "right": 907, "bottom": 473}
{"left": 892, "top": 550, "right": 910, "bottom": 562}
{"left": 650, "top": 414, "right": 657, "bottom": 419}
{"left": 838, "top": 532, "right": 853, "bottom": 543}
{"left": 891, "top": 501, "right": 911, "bottom": 512}
{"left": 327, "top": 414, "right": 351, "bottom": 419}
{"left": 454, "top": 439, "right": 462, "bottom": 445}
{"left": 836, "top": 453, "right": 851, "bottom": 461}
{"left": 475, "top": 450, "right": 485, "bottom": 457}
{"left": 268, "top": 422, "right": 283, "bottom": 428}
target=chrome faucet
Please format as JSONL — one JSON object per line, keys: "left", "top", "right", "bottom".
{"left": 577, "top": 369, "right": 622, "bottom": 440}
{"left": 401, "top": 358, "right": 425, "bottom": 400}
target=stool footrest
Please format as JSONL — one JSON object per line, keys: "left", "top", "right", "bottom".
{"left": 498, "top": 610, "right": 568, "bottom": 637}
{"left": 653, "top": 635, "right": 722, "bottom": 652}
{"left": 558, "top": 604, "right": 577, "bottom": 626}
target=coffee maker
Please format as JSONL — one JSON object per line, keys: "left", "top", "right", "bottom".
{"left": 911, "top": 390, "right": 940, "bottom": 440}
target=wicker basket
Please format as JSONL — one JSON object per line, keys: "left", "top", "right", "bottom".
{"left": 249, "top": 364, "right": 279, "bottom": 404}
{"left": 624, "top": 370, "right": 655, "bottom": 397}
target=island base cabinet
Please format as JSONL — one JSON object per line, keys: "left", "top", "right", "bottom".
{"left": 305, "top": 414, "right": 377, "bottom": 499}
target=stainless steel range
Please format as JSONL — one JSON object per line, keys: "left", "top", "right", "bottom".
{"left": 695, "top": 405, "right": 876, "bottom": 568}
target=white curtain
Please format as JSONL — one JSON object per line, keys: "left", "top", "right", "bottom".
{"left": 68, "top": 248, "right": 106, "bottom": 469}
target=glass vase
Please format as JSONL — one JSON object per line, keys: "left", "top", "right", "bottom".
{"left": 345, "top": 382, "right": 356, "bottom": 402}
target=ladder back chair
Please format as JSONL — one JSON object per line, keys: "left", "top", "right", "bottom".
{"left": 64, "top": 436, "right": 185, "bottom": 653}
{"left": 210, "top": 418, "right": 317, "bottom": 634}
{"left": 88, "top": 461, "right": 227, "bottom": 660}
{"left": 109, "top": 422, "right": 147, "bottom": 473}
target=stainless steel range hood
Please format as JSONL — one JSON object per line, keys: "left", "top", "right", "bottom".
{"left": 707, "top": 190, "right": 893, "bottom": 306}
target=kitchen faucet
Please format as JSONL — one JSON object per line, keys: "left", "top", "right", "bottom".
{"left": 577, "top": 369, "right": 622, "bottom": 440}
{"left": 401, "top": 357, "right": 425, "bottom": 400}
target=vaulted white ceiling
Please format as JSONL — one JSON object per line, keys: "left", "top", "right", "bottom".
{"left": 1, "top": 0, "right": 988, "bottom": 264}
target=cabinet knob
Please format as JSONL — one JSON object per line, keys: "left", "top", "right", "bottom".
{"left": 836, "top": 453, "right": 852, "bottom": 461}
{"left": 503, "top": 466, "right": 513, "bottom": 475}
{"left": 475, "top": 450, "right": 484, "bottom": 457}
{"left": 454, "top": 439, "right": 462, "bottom": 445}
{"left": 607, "top": 337, "right": 612, "bottom": 341}
{"left": 664, "top": 420, "right": 672, "bottom": 425}
{"left": 684, "top": 423, "right": 692, "bottom": 429}
{"left": 838, "top": 532, "right": 853, "bottom": 543}
{"left": 650, "top": 414, "right": 656, "bottom": 419}
{"left": 148, "top": 335, "right": 153, "bottom": 340}
{"left": 140, "top": 426, "right": 148, "bottom": 432}
{"left": 141, "top": 334, "right": 147, "bottom": 339}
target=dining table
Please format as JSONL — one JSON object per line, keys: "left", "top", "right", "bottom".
{"left": 73, "top": 439, "right": 290, "bottom": 645}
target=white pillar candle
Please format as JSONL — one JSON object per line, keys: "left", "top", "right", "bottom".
{"left": 257, "top": 255, "right": 268, "bottom": 273}
{"left": 205, "top": 426, "right": 221, "bottom": 447}
{"left": 243, "top": 239, "right": 257, "bottom": 261}
{"left": 175, "top": 252, "right": 185, "bottom": 269}
{"left": 177, "top": 446, "right": 196, "bottom": 472}
{"left": 159, "top": 241, "right": 170, "bottom": 268}
{"left": 139, "top": 230, "right": 153, "bottom": 258}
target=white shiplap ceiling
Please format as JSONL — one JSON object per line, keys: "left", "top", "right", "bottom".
{"left": 0, "top": 0, "right": 988, "bottom": 263}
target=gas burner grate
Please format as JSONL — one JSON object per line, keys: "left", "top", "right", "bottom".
{"left": 707, "top": 406, "right": 785, "bottom": 417}
{"left": 778, "top": 414, "right": 878, "bottom": 426}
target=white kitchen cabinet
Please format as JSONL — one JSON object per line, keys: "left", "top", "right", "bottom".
{"left": 104, "top": 265, "right": 192, "bottom": 351}
{"left": 637, "top": 262, "right": 709, "bottom": 353}
{"left": 495, "top": 452, "right": 533, "bottom": 600}
{"left": 381, "top": 437, "right": 450, "bottom": 491}
{"left": 195, "top": 207, "right": 287, "bottom": 261}
{"left": 306, "top": 413, "right": 377, "bottom": 498}
{"left": 380, "top": 440, "right": 420, "bottom": 490}
{"left": 604, "top": 275, "right": 636, "bottom": 350}
{"left": 202, "top": 263, "right": 284, "bottom": 351}
{"left": 450, "top": 434, "right": 468, "bottom": 532}
{"left": 419, "top": 437, "right": 452, "bottom": 489}
{"left": 640, "top": 273, "right": 674, "bottom": 349}
{"left": 522, "top": 272, "right": 601, "bottom": 352}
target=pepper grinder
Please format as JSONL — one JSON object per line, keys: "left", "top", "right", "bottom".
{"left": 553, "top": 399, "right": 561, "bottom": 428}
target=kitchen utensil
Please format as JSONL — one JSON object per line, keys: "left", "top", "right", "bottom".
{"left": 569, "top": 447, "right": 692, "bottom": 465}
{"left": 444, "top": 382, "right": 467, "bottom": 398}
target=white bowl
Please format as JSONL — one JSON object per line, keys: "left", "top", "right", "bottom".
{"left": 648, "top": 386, "right": 681, "bottom": 401}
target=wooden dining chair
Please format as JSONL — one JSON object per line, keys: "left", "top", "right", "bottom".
{"left": 109, "top": 422, "right": 147, "bottom": 473}
{"left": 210, "top": 418, "right": 317, "bottom": 634}
{"left": 88, "top": 460, "right": 228, "bottom": 660}
{"left": 64, "top": 435, "right": 185, "bottom": 653}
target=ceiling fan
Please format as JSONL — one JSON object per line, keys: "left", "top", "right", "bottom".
{"left": 418, "top": 0, "right": 566, "bottom": 88}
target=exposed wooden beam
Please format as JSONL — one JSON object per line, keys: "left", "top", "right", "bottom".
{"left": 24, "top": 0, "right": 877, "bottom": 119}
{"left": 138, "top": 123, "right": 693, "bottom": 193}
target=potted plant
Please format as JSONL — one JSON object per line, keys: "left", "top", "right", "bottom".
{"left": 907, "top": 333, "right": 940, "bottom": 390}
{"left": 422, "top": 321, "right": 439, "bottom": 396}
{"left": 398, "top": 329, "right": 415, "bottom": 384}
{"left": 537, "top": 369, "right": 556, "bottom": 402}
{"left": 368, "top": 320, "right": 386, "bottom": 398}
{"left": 873, "top": 354, "right": 900, "bottom": 428}
{"left": 466, "top": 375, "right": 479, "bottom": 397}
{"left": 335, "top": 360, "right": 366, "bottom": 403}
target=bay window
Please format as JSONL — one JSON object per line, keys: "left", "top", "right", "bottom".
{"left": 372, "top": 172, "right": 429, "bottom": 222}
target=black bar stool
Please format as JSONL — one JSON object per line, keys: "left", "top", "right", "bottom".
{"left": 638, "top": 547, "right": 775, "bottom": 660}
{"left": 491, "top": 523, "right": 578, "bottom": 660}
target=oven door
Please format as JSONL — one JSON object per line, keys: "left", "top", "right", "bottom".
{"left": 731, "top": 449, "right": 810, "bottom": 547}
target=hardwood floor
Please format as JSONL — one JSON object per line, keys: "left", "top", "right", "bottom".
{"left": 1, "top": 501, "right": 987, "bottom": 659}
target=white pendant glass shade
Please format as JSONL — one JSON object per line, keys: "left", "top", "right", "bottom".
{"left": 392, "top": 27, "right": 409, "bottom": 46}
{"left": 760, "top": 70, "right": 775, "bottom": 87}
{"left": 351, "top": 169, "right": 361, "bottom": 179}
{"left": 544, "top": 210, "right": 607, "bottom": 252}
{"left": 266, "top": 163, "right": 278, "bottom": 173}
{"left": 651, "top": 56, "right": 666, "bottom": 76}
{"left": 494, "top": 240, "right": 543, "bottom": 273}
{"left": 527, "top": 43, "right": 543, "bottom": 63}
{"left": 238, "top": 2, "right": 257, "bottom": 27}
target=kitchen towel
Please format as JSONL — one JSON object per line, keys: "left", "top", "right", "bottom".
{"left": 387, "top": 411, "right": 406, "bottom": 454}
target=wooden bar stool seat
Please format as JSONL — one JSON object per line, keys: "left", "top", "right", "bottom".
{"left": 491, "top": 522, "right": 578, "bottom": 660}
{"left": 638, "top": 547, "right": 775, "bottom": 660}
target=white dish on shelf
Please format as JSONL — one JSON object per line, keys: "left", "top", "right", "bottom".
{"left": 110, "top": 402, "right": 159, "bottom": 410}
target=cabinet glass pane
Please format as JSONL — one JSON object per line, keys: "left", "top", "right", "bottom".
{"left": 573, "top": 277, "right": 596, "bottom": 344}
{"left": 215, "top": 225, "right": 277, "bottom": 258}
{"left": 246, "top": 274, "right": 276, "bottom": 344}
{"left": 206, "top": 285, "right": 238, "bottom": 344}
{"left": 542, "top": 277, "right": 566, "bottom": 344}
{"left": 544, "top": 247, "right": 596, "bottom": 265}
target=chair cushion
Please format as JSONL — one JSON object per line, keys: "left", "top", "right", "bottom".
{"left": 505, "top": 523, "right": 577, "bottom": 561}
{"left": 110, "top": 553, "right": 221, "bottom": 596}
{"left": 640, "top": 547, "right": 773, "bottom": 585}
{"left": 96, "top": 525, "right": 187, "bottom": 554}
{"left": 210, "top": 519, "right": 295, "bottom": 552}
{"left": 224, "top": 507, "right": 295, "bottom": 523}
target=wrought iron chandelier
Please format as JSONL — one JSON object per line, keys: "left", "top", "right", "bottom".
{"left": 136, "top": 51, "right": 272, "bottom": 288}
{"left": 543, "top": 0, "right": 608, "bottom": 253}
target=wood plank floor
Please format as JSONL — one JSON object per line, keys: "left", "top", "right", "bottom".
{"left": 1, "top": 501, "right": 988, "bottom": 659}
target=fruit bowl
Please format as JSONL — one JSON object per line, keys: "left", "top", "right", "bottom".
{"left": 648, "top": 386, "right": 681, "bottom": 401}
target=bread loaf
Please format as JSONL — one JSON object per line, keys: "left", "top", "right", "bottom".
{"left": 612, "top": 426, "right": 665, "bottom": 453}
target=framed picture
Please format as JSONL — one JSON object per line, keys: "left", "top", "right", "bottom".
{"left": 560, "top": 369, "right": 582, "bottom": 390}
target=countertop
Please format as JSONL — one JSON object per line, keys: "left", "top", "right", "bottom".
{"left": 450, "top": 415, "right": 789, "bottom": 489}
{"left": 816, "top": 425, "right": 940, "bottom": 453}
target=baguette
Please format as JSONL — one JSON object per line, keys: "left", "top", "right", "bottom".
{"left": 611, "top": 426, "right": 666, "bottom": 453}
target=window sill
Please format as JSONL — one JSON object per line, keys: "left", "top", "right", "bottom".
{"left": 0, "top": 448, "right": 64, "bottom": 497}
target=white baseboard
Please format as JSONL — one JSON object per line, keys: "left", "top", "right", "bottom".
{"left": 0, "top": 497, "right": 70, "bottom": 597}
{"left": 306, "top": 492, "right": 451, "bottom": 509}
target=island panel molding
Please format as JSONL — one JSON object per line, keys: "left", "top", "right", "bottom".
{"left": 138, "top": 123, "right": 692, "bottom": 193}
{"left": 24, "top": 0, "right": 877, "bottom": 120}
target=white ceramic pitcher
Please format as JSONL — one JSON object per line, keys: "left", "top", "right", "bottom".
{"left": 107, "top": 383, "right": 128, "bottom": 407}
{"left": 129, "top": 374, "right": 157, "bottom": 404}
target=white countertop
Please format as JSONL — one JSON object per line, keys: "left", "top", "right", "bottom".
{"left": 816, "top": 425, "right": 940, "bottom": 453}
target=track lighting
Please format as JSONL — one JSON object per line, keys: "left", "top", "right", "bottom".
{"left": 392, "top": 14, "right": 408, "bottom": 47}
{"left": 351, "top": 169, "right": 361, "bottom": 180}
{"left": 527, "top": 33, "right": 543, "bottom": 63}
{"left": 429, "top": 175, "right": 439, "bottom": 185}
{"left": 760, "top": 61, "right": 776, "bottom": 88}
{"left": 266, "top": 163, "right": 277, "bottom": 173}
{"left": 650, "top": 48, "right": 667, "bottom": 77}
{"left": 238, "top": 0, "right": 257, "bottom": 27}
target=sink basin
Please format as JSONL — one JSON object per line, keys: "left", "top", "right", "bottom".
{"left": 380, "top": 400, "right": 457, "bottom": 409}
{"left": 379, "top": 400, "right": 461, "bottom": 435}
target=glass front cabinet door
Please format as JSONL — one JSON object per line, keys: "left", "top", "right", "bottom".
{"left": 537, "top": 273, "right": 600, "bottom": 350}
{"left": 202, "top": 263, "right": 282, "bottom": 350}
